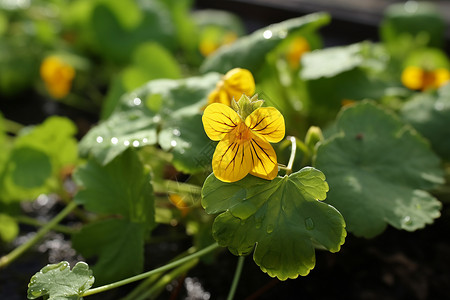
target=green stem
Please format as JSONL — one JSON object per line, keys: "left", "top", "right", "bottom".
{"left": 227, "top": 256, "right": 245, "bottom": 300}
{"left": 154, "top": 180, "right": 202, "bottom": 195}
{"left": 285, "top": 136, "right": 297, "bottom": 176}
{"left": 122, "top": 247, "right": 197, "bottom": 300}
{"left": 83, "top": 243, "right": 220, "bottom": 297}
{"left": 0, "top": 201, "right": 78, "bottom": 269}
{"left": 14, "top": 215, "right": 79, "bottom": 235}
{"left": 135, "top": 258, "right": 199, "bottom": 300}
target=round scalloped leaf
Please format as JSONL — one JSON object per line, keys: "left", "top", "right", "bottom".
{"left": 27, "top": 261, "right": 94, "bottom": 300}
{"left": 200, "top": 12, "right": 330, "bottom": 74}
{"left": 201, "top": 167, "right": 346, "bottom": 280}
{"left": 315, "top": 101, "right": 444, "bottom": 238}
{"left": 401, "top": 84, "right": 450, "bottom": 161}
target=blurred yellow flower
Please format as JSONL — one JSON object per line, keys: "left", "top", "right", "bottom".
{"left": 199, "top": 31, "right": 237, "bottom": 57}
{"left": 286, "top": 36, "right": 310, "bottom": 68}
{"left": 401, "top": 66, "right": 450, "bottom": 91}
{"left": 169, "top": 194, "right": 190, "bottom": 217}
{"left": 40, "top": 56, "right": 75, "bottom": 99}
{"left": 202, "top": 95, "right": 285, "bottom": 183}
{"left": 207, "top": 68, "right": 255, "bottom": 107}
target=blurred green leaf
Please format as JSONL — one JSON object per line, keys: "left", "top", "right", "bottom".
{"left": 315, "top": 101, "right": 443, "bottom": 238}
{"left": 202, "top": 168, "right": 346, "bottom": 280}
{"left": 90, "top": 0, "right": 175, "bottom": 63}
{"left": 301, "top": 43, "right": 364, "bottom": 80}
{"left": 80, "top": 73, "right": 221, "bottom": 173}
{"left": 401, "top": 84, "right": 450, "bottom": 160}
{"left": 200, "top": 12, "right": 330, "bottom": 74}
{"left": 27, "top": 261, "right": 94, "bottom": 300}
{"left": 380, "top": 2, "right": 445, "bottom": 49}
{"left": 0, "top": 213, "right": 19, "bottom": 242}
{"left": 74, "top": 149, "right": 154, "bottom": 226}
{"left": 72, "top": 219, "right": 146, "bottom": 286}
{"left": 0, "top": 117, "right": 77, "bottom": 202}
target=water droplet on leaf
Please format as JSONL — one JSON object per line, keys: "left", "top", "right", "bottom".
{"left": 170, "top": 140, "right": 177, "bottom": 147}
{"left": 263, "top": 30, "right": 272, "bottom": 39}
{"left": 96, "top": 136, "right": 103, "bottom": 143}
{"left": 402, "top": 216, "right": 412, "bottom": 226}
{"left": 266, "top": 224, "right": 274, "bottom": 233}
{"left": 172, "top": 129, "right": 181, "bottom": 136}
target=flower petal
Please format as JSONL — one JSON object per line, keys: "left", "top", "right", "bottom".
{"left": 245, "top": 107, "right": 285, "bottom": 143}
{"left": 223, "top": 68, "right": 255, "bottom": 100}
{"left": 202, "top": 103, "right": 241, "bottom": 141}
{"left": 212, "top": 130, "right": 252, "bottom": 182}
{"left": 248, "top": 134, "right": 278, "bottom": 180}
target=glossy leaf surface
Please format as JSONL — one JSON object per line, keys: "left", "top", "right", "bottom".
{"left": 315, "top": 101, "right": 444, "bottom": 238}
{"left": 79, "top": 73, "right": 221, "bottom": 173}
{"left": 200, "top": 13, "right": 330, "bottom": 74}
{"left": 202, "top": 167, "right": 346, "bottom": 280}
{"left": 401, "top": 84, "right": 450, "bottom": 161}
{"left": 27, "top": 261, "right": 94, "bottom": 300}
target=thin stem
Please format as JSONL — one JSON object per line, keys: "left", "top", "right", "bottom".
{"left": 227, "top": 256, "right": 245, "bottom": 300}
{"left": 154, "top": 180, "right": 202, "bottom": 195}
{"left": 83, "top": 243, "right": 220, "bottom": 297}
{"left": 135, "top": 258, "right": 199, "bottom": 300}
{"left": 0, "top": 201, "right": 78, "bottom": 269}
{"left": 285, "top": 136, "right": 297, "bottom": 175}
{"left": 14, "top": 215, "right": 79, "bottom": 235}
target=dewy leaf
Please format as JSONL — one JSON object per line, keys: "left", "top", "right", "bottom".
{"left": 401, "top": 83, "right": 450, "bottom": 161}
{"left": 73, "top": 148, "right": 154, "bottom": 227}
{"left": 200, "top": 12, "right": 330, "bottom": 74}
{"left": 27, "top": 261, "right": 94, "bottom": 300}
{"left": 314, "top": 101, "right": 444, "bottom": 238}
{"left": 79, "top": 73, "right": 221, "bottom": 172}
{"left": 72, "top": 219, "right": 146, "bottom": 286}
{"left": 201, "top": 167, "right": 346, "bottom": 280}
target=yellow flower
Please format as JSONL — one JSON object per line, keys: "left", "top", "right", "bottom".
{"left": 169, "top": 194, "right": 191, "bottom": 217}
{"left": 199, "top": 31, "right": 238, "bottom": 57}
{"left": 40, "top": 56, "right": 75, "bottom": 99}
{"left": 202, "top": 95, "right": 285, "bottom": 183}
{"left": 401, "top": 66, "right": 450, "bottom": 91}
{"left": 207, "top": 68, "right": 255, "bottom": 106}
{"left": 286, "top": 36, "right": 310, "bottom": 68}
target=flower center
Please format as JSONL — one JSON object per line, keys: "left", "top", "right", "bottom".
{"left": 235, "top": 123, "right": 252, "bottom": 144}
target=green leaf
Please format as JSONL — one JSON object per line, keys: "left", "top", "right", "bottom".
{"left": 301, "top": 43, "right": 364, "bottom": 80}
{"left": 72, "top": 219, "right": 146, "bottom": 286}
{"left": 200, "top": 12, "right": 330, "bottom": 74}
{"left": 0, "top": 117, "right": 78, "bottom": 202}
{"left": 401, "top": 84, "right": 450, "bottom": 160}
{"left": 90, "top": 0, "right": 175, "bottom": 63}
{"left": 27, "top": 261, "right": 94, "bottom": 300}
{"left": 79, "top": 73, "right": 221, "bottom": 173}
{"left": 0, "top": 213, "right": 19, "bottom": 242}
{"left": 74, "top": 149, "right": 154, "bottom": 226}
{"left": 15, "top": 116, "right": 78, "bottom": 171}
{"left": 201, "top": 168, "right": 346, "bottom": 280}
{"left": 72, "top": 149, "right": 153, "bottom": 284}
{"left": 380, "top": 2, "right": 445, "bottom": 49}
{"left": 314, "top": 101, "right": 444, "bottom": 238}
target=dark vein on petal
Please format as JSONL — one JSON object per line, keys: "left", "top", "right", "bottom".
{"left": 253, "top": 139, "right": 275, "bottom": 163}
